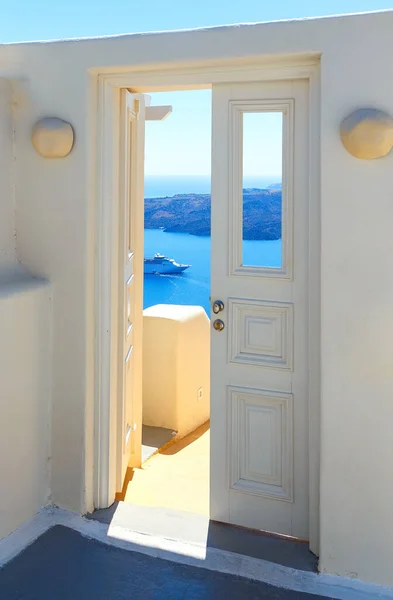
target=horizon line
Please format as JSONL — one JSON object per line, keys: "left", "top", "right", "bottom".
{"left": 145, "top": 174, "right": 282, "bottom": 178}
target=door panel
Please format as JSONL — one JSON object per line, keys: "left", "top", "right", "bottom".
{"left": 116, "top": 90, "right": 146, "bottom": 492}
{"left": 210, "top": 80, "right": 309, "bottom": 539}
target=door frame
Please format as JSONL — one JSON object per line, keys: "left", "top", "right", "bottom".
{"left": 89, "top": 56, "right": 321, "bottom": 553}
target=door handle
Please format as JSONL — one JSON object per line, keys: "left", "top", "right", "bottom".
{"left": 212, "top": 300, "right": 224, "bottom": 314}
{"left": 213, "top": 319, "right": 225, "bottom": 332}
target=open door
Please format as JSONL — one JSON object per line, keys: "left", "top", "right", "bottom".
{"left": 116, "top": 91, "right": 172, "bottom": 494}
{"left": 210, "top": 80, "right": 310, "bottom": 539}
{"left": 116, "top": 90, "right": 146, "bottom": 492}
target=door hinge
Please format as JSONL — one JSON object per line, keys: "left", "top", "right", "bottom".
{"left": 125, "top": 425, "right": 131, "bottom": 446}
{"left": 125, "top": 422, "right": 136, "bottom": 447}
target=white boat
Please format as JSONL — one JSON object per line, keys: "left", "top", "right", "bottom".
{"left": 144, "top": 253, "right": 191, "bottom": 275}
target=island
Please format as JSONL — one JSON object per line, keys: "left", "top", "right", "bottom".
{"left": 144, "top": 187, "right": 282, "bottom": 241}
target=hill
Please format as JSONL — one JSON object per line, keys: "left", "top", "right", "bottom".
{"left": 144, "top": 188, "right": 281, "bottom": 240}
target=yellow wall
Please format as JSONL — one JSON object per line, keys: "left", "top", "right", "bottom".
{"left": 143, "top": 304, "right": 210, "bottom": 437}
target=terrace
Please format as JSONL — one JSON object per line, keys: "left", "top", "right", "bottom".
{"left": 1, "top": 10, "right": 393, "bottom": 599}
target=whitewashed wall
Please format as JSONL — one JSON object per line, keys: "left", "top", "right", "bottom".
{"left": 0, "top": 276, "right": 52, "bottom": 539}
{"left": 0, "top": 79, "right": 15, "bottom": 266}
{"left": 0, "top": 10, "right": 392, "bottom": 586}
{"left": 318, "top": 25, "right": 393, "bottom": 585}
{"left": 0, "top": 79, "right": 52, "bottom": 539}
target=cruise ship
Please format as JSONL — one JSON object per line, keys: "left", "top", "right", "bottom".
{"left": 144, "top": 253, "right": 191, "bottom": 275}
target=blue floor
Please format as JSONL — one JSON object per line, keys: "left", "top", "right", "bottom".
{"left": 0, "top": 526, "right": 334, "bottom": 599}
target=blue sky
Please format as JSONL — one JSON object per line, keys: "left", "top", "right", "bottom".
{"left": 145, "top": 91, "right": 284, "bottom": 176}
{"left": 1, "top": 1, "right": 391, "bottom": 42}
{"left": 2, "top": 0, "right": 390, "bottom": 176}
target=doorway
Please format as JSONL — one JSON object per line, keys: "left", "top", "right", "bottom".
{"left": 121, "top": 89, "right": 213, "bottom": 516}
{"left": 93, "top": 62, "right": 320, "bottom": 554}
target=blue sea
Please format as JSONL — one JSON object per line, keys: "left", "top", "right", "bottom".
{"left": 144, "top": 175, "right": 281, "bottom": 198}
{"left": 144, "top": 176, "right": 282, "bottom": 315}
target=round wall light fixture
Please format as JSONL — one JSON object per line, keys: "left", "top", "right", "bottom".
{"left": 340, "top": 108, "right": 393, "bottom": 159}
{"left": 32, "top": 117, "right": 74, "bottom": 158}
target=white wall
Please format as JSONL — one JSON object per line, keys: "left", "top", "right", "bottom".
{"left": 0, "top": 275, "right": 52, "bottom": 539}
{"left": 0, "top": 10, "right": 393, "bottom": 586}
{"left": 1, "top": 47, "right": 92, "bottom": 515}
{"left": 0, "top": 78, "right": 52, "bottom": 540}
{"left": 318, "top": 29, "right": 393, "bottom": 586}
{"left": 0, "top": 79, "right": 15, "bottom": 266}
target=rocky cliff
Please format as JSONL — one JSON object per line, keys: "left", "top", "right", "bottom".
{"left": 144, "top": 188, "right": 281, "bottom": 241}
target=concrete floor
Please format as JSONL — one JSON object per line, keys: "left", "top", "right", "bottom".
{"left": 142, "top": 424, "right": 176, "bottom": 463}
{"left": 111, "top": 420, "right": 317, "bottom": 577}
{"left": 125, "top": 421, "right": 210, "bottom": 515}
{"left": 89, "top": 501, "right": 318, "bottom": 573}
{"left": 0, "top": 526, "right": 334, "bottom": 600}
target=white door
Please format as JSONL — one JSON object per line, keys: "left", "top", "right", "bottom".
{"left": 210, "top": 80, "right": 310, "bottom": 539}
{"left": 116, "top": 90, "right": 146, "bottom": 492}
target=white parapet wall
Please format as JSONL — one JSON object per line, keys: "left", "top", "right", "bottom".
{"left": 0, "top": 271, "right": 52, "bottom": 540}
{"left": 142, "top": 304, "right": 210, "bottom": 437}
{"left": 0, "top": 79, "right": 15, "bottom": 268}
